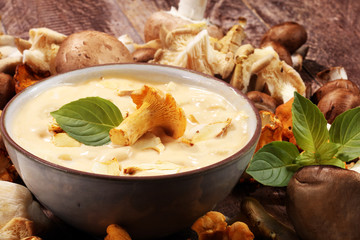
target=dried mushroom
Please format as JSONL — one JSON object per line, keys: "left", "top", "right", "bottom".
{"left": 110, "top": 85, "right": 186, "bottom": 146}
{"left": 231, "top": 46, "right": 305, "bottom": 104}
{"left": 151, "top": 26, "right": 235, "bottom": 79}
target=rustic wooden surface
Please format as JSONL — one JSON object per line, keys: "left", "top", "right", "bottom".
{"left": 0, "top": 0, "right": 359, "bottom": 239}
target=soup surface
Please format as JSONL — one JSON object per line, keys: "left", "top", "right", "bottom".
{"left": 12, "top": 76, "right": 251, "bottom": 176}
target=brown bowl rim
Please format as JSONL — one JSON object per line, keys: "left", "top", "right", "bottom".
{"left": 0, "top": 63, "right": 261, "bottom": 182}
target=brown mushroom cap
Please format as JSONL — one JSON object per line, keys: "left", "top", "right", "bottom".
{"left": 261, "top": 22, "right": 307, "bottom": 54}
{"left": 144, "top": 11, "right": 224, "bottom": 43}
{"left": 131, "top": 48, "right": 157, "bottom": 62}
{"left": 260, "top": 41, "right": 293, "bottom": 66}
{"left": 246, "top": 91, "right": 278, "bottom": 113}
{"left": 287, "top": 165, "right": 360, "bottom": 240}
{"left": 55, "top": 30, "right": 133, "bottom": 74}
{"left": 144, "top": 11, "right": 191, "bottom": 42}
{"left": 311, "top": 79, "right": 360, "bottom": 104}
{"left": 0, "top": 73, "right": 15, "bottom": 109}
{"left": 317, "top": 88, "right": 360, "bottom": 124}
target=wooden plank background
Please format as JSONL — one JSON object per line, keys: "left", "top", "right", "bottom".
{"left": 0, "top": 0, "right": 359, "bottom": 239}
{"left": 1, "top": 0, "right": 359, "bottom": 85}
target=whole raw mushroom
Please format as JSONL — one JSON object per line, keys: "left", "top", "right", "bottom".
{"left": 246, "top": 91, "right": 278, "bottom": 113}
{"left": 261, "top": 22, "right": 307, "bottom": 54}
{"left": 260, "top": 40, "right": 293, "bottom": 66}
{"left": 287, "top": 165, "right": 360, "bottom": 240}
{"left": 54, "top": 30, "right": 133, "bottom": 74}
{"left": 317, "top": 88, "right": 360, "bottom": 124}
{"left": 311, "top": 79, "right": 360, "bottom": 104}
{"left": 0, "top": 73, "right": 15, "bottom": 109}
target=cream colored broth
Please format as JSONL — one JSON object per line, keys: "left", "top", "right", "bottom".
{"left": 12, "top": 77, "right": 250, "bottom": 176}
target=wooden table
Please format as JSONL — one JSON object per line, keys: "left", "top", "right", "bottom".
{"left": 1, "top": 0, "right": 359, "bottom": 239}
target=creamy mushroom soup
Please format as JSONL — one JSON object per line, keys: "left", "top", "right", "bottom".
{"left": 12, "top": 77, "right": 251, "bottom": 176}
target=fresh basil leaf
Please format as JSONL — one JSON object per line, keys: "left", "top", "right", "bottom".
{"left": 295, "top": 151, "right": 316, "bottom": 166}
{"left": 296, "top": 142, "right": 341, "bottom": 166}
{"left": 329, "top": 107, "right": 360, "bottom": 162}
{"left": 51, "top": 97, "right": 123, "bottom": 146}
{"left": 246, "top": 141, "right": 300, "bottom": 187}
{"left": 292, "top": 92, "right": 329, "bottom": 152}
{"left": 317, "top": 142, "right": 341, "bottom": 162}
{"left": 320, "top": 157, "right": 346, "bottom": 168}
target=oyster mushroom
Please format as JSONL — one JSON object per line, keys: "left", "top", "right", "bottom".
{"left": 151, "top": 26, "right": 235, "bottom": 79}
{"left": 230, "top": 46, "right": 305, "bottom": 104}
{"left": 109, "top": 85, "right": 186, "bottom": 146}
{"left": 19, "top": 28, "right": 67, "bottom": 74}
{"left": 287, "top": 165, "right": 360, "bottom": 240}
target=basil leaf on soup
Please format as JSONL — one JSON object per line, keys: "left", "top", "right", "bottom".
{"left": 292, "top": 92, "right": 329, "bottom": 153}
{"left": 329, "top": 107, "right": 360, "bottom": 162}
{"left": 51, "top": 97, "right": 123, "bottom": 146}
{"left": 246, "top": 141, "right": 300, "bottom": 187}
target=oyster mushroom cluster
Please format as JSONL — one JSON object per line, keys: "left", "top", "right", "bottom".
{"left": 120, "top": 2, "right": 309, "bottom": 108}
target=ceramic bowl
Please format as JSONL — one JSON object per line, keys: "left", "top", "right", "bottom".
{"left": 0, "top": 64, "right": 261, "bottom": 239}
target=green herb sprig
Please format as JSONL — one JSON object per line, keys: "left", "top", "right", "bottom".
{"left": 246, "top": 92, "right": 360, "bottom": 187}
{"left": 50, "top": 97, "right": 123, "bottom": 146}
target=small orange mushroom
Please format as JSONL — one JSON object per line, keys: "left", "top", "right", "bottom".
{"left": 109, "top": 85, "right": 186, "bottom": 146}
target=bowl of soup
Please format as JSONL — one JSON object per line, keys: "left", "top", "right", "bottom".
{"left": 1, "top": 63, "right": 261, "bottom": 239}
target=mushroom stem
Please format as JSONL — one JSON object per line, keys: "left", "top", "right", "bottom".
{"left": 110, "top": 85, "right": 186, "bottom": 146}
{"left": 178, "top": 0, "right": 207, "bottom": 21}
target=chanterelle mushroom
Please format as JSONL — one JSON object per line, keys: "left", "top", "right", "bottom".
{"left": 109, "top": 85, "right": 186, "bottom": 146}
